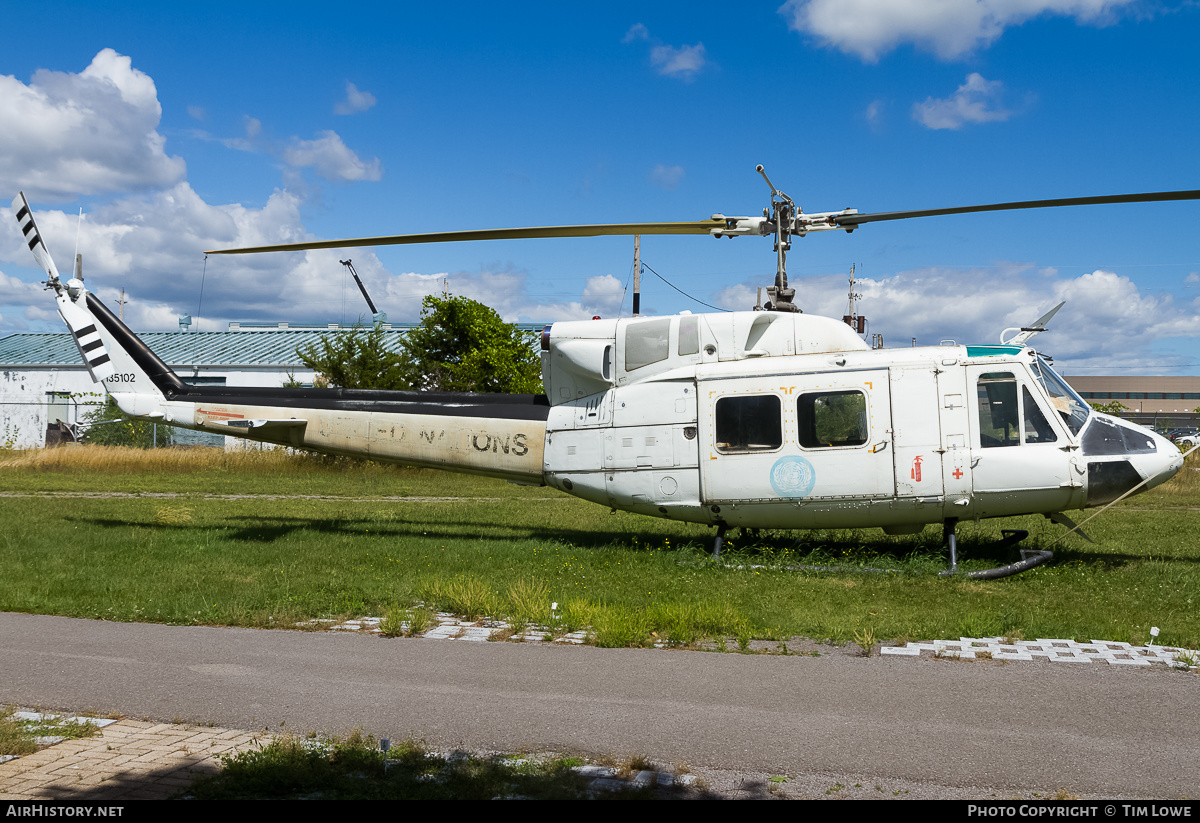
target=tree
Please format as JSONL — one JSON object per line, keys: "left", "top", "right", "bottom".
{"left": 1090, "top": 400, "right": 1129, "bottom": 416}
{"left": 299, "top": 297, "right": 542, "bottom": 394}
{"left": 296, "top": 323, "right": 411, "bottom": 390}
{"left": 397, "top": 295, "right": 542, "bottom": 394}
{"left": 80, "top": 396, "right": 171, "bottom": 448}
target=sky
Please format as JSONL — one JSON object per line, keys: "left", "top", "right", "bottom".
{"left": 1, "top": 0, "right": 1198, "bottom": 376}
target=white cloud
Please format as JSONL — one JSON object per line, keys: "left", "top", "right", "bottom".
{"left": 0, "top": 52, "right": 610, "bottom": 333}
{"left": 912, "top": 73, "right": 1013, "bottom": 129}
{"left": 622, "top": 23, "right": 650, "bottom": 43}
{"left": 0, "top": 48, "right": 185, "bottom": 200}
{"left": 0, "top": 270, "right": 45, "bottom": 304}
{"left": 218, "top": 116, "right": 263, "bottom": 152}
{"left": 334, "top": 81, "right": 377, "bottom": 115}
{"left": 715, "top": 263, "right": 1200, "bottom": 374}
{"left": 4, "top": 185, "right": 630, "bottom": 331}
{"left": 2, "top": 183, "right": 321, "bottom": 326}
{"left": 714, "top": 283, "right": 762, "bottom": 312}
{"left": 779, "top": 0, "right": 1137, "bottom": 62}
{"left": 623, "top": 25, "right": 709, "bottom": 80}
{"left": 282, "top": 131, "right": 383, "bottom": 182}
{"left": 650, "top": 43, "right": 708, "bottom": 80}
{"left": 375, "top": 268, "right": 628, "bottom": 324}
{"left": 581, "top": 275, "right": 626, "bottom": 317}
{"left": 865, "top": 98, "right": 885, "bottom": 129}
{"left": 649, "top": 164, "right": 684, "bottom": 190}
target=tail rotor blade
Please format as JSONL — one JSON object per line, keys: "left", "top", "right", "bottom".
{"left": 12, "top": 193, "right": 114, "bottom": 383}
{"left": 12, "top": 192, "right": 61, "bottom": 283}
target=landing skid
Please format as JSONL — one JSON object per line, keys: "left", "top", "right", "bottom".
{"left": 939, "top": 519, "right": 1053, "bottom": 580}
{"left": 706, "top": 521, "right": 1054, "bottom": 580}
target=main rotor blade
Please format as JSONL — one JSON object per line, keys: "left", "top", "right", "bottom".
{"left": 205, "top": 219, "right": 726, "bottom": 255}
{"left": 833, "top": 189, "right": 1200, "bottom": 227}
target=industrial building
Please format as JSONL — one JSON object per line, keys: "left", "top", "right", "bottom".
{"left": 0, "top": 322, "right": 407, "bottom": 449}
{"left": 1062, "top": 375, "right": 1200, "bottom": 431}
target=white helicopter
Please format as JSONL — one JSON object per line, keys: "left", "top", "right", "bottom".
{"left": 12, "top": 169, "right": 1194, "bottom": 578}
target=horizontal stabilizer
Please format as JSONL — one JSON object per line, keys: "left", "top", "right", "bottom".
{"left": 213, "top": 418, "right": 309, "bottom": 432}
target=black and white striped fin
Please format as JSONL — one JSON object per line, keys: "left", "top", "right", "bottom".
{"left": 55, "top": 292, "right": 116, "bottom": 383}
{"left": 11, "top": 192, "right": 61, "bottom": 283}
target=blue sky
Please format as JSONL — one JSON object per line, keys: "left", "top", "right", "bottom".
{"left": 1, "top": 1, "right": 1198, "bottom": 375}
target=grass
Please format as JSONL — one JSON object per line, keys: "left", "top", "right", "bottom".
{"left": 1, "top": 445, "right": 1198, "bottom": 649}
{"left": 179, "top": 731, "right": 652, "bottom": 800}
{"left": 0, "top": 706, "right": 101, "bottom": 756}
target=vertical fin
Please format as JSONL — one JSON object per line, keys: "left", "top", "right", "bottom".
{"left": 56, "top": 292, "right": 117, "bottom": 383}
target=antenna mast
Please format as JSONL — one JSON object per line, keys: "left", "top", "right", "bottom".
{"left": 842, "top": 265, "right": 866, "bottom": 334}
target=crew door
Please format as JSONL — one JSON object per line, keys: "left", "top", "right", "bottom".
{"left": 967, "top": 366, "right": 1075, "bottom": 516}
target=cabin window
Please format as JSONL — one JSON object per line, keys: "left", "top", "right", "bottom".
{"left": 624, "top": 318, "right": 671, "bottom": 371}
{"left": 714, "top": 394, "right": 782, "bottom": 453}
{"left": 678, "top": 315, "right": 699, "bottom": 356}
{"left": 797, "top": 391, "right": 868, "bottom": 448}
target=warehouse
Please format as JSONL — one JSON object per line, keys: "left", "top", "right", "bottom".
{"left": 0, "top": 322, "right": 407, "bottom": 449}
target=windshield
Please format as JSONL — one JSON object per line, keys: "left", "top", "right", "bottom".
{"left": 1030, "top": 356, "right": 1090, "bottom": 436}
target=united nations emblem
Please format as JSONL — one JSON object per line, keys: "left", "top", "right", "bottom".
{"left": 769, "top": 456, "right": 816, "bottom": 498}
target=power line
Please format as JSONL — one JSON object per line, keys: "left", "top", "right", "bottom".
{"left": 640, "top": 262, "right": 729, "bottom": 312}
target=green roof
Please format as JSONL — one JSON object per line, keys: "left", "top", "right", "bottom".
{"left": 0, "top": 321, "right": 548, "bottom": 369}
{"left": 0, "top": 328, "right": 408, "bottom": 368}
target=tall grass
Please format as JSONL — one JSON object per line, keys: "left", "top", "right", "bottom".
{"left": 0, "top": 445, "right": 368, "bottom": 474}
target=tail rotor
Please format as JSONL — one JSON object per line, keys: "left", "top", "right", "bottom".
{"left": 11, "top": 193, "right": 115, "bottom": 383}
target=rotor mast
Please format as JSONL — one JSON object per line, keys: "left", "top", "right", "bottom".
{"left": 757, "top": 165, "right": 798, "bottom": 313}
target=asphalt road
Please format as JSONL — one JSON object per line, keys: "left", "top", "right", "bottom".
{"left": 2, "top": 612, "right": 1197, "bottom": 799}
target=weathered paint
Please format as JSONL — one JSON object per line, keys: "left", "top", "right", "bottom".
{"left": 189, "top": 402, "right": 546, "bottom": 483}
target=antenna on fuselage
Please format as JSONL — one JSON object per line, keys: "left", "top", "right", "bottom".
{"left": 1001, "top": 301, "right": 1066, "bottom": 345}
{"left": 841, "top": 264, "right": 866, "bottom": 335}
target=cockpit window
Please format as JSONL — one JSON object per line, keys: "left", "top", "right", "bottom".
{"left": 1030, "top": 357, "right": 1089, "bottom": 436}
{"left": 1021, "top": 385, "right": 1058, "bottom": 444}
{"left": 977, "top": 373, "right": 1020, "bottom": 448}
{"left": 976, "top": 373, "right": 1058, "bottom": 447}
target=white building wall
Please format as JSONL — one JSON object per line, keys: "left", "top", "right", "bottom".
{"left": 0, "top": 367, "right": 102, "bottom": 448}
{"left": 0, "top": 365, "right": 316, "bottom": 449}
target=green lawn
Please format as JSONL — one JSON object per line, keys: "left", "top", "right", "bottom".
{"left": 2, "top": 446, "right": 1197, "bottom": 649}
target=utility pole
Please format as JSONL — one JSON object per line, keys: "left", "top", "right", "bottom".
{"left": 632, "top": 235, "right": 641, "bottom": 317}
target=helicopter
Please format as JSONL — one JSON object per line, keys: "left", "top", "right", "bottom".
{"left": 12, "top": 168, "right": 1194, "bottom": 578}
